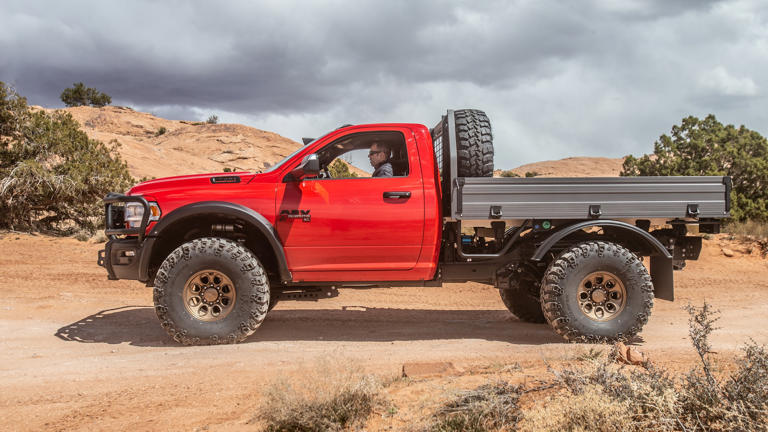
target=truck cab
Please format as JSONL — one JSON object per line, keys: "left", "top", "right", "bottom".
{"left": 272, "top": 124, "right": 442, "bottom": 282}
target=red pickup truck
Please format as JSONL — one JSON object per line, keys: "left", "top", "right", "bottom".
{"left": 99, "top": 109, "right": 729, "bottom": 345}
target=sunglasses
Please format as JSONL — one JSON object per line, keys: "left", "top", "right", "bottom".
{"left": 368, "top": 150, "right": 384, "bottom": 156}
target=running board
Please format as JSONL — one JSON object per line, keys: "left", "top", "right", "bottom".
{"left": 275, "top": 286, "right": 339, "bottom": 301}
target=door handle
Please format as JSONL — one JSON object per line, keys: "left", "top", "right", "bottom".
{"left": 383, "top": 191, "right": 411, "bottom": 199}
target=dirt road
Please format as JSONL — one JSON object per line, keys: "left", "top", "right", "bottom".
{"left": 1, "top": 233, "right": 767, "bottom": 431}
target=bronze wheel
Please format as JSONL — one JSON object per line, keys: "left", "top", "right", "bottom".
{"left": 577, "top": 271, "right": 626, "bottom": 322}
{"left": 541, "top": 241, "right": 654, "bottom": 342}
{"left": 183, "top": 270, "right": 236, "bottom": 322}
{"left": 153, "top": 237, "right": 270, "bottom": 345}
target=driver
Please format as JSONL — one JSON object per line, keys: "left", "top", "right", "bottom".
{"left": 369, "top": 142, "right": 393, "bottom": 177}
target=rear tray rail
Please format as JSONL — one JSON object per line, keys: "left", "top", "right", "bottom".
{"left": 454, "top": 176, "right": 730, "bottom": 221}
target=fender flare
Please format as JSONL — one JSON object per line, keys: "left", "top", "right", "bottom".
{"left": 531, "top": 220, "right": 672, "bottom": 261}
{"left": 142, "top": 201, "right": 291, "bottom": 282}
{"left": 531, "top": 220, "right": 674, "bottom": 301}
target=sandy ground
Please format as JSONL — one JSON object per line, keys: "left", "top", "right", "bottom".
{"left": 1, "top": 233, "right": 767, "bottom": 431}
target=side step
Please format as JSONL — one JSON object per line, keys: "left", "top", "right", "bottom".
{"left": 275, "top": 286, "right": 339, "bottom": 302}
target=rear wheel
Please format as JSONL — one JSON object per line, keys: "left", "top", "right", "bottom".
{"left": 153, "top": 237, "right": 270, "bottom": 345}
{"left": 454, "top": 109, "right": 494, "bottom": 177}
{"left": 498, "top": 276, "right": 545, "bottom": 323}
{"left": 540, "top": 241, "right": 654, "bottom": 342}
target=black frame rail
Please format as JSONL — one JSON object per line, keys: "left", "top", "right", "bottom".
{"left": 430, "top": 110, "right": 459, "bottom": 218}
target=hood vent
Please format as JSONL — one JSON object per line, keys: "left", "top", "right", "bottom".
{"left": 210, "top": 176, "right": 241, "bottom": 184}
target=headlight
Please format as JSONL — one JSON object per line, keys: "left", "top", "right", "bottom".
{"left": 124, "top": 201, "right": 161, "bottom": 228}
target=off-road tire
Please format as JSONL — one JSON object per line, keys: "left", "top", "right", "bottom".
{"left": 455, "top": 109, "right": 494, "bottom": 177}
{"left": 499, "top": 279, "right": 546, "bottom": 323}
{"left": 153, "top": 237, "right": 270, "bottom": 345}
{"left": 541, "top": 241, "right": 654, "bottom": 342}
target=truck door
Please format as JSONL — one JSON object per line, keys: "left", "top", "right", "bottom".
{"left": 275, "top": 128, "right": 425, "bottom": 280}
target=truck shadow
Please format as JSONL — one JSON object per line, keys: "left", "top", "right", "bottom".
{"left": 55, "top": 305, "right": 567, "bottom": 347}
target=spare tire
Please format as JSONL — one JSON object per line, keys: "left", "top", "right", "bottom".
{"left": 455, "top": 109, "right": 494, "bottom": 177}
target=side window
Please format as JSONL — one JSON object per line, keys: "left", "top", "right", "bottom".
{"left": 314, "top": 131, "right": 409, "bottom": 179}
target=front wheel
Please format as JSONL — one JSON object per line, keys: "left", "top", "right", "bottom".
{"left": 540, "top": 241, "right": 654, "bottom": 342}
{"left": 153, "top": 237, "right": 270, "bottom": 345}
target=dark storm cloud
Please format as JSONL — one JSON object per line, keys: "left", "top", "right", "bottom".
{"left": 1, "top": 0, "right": 766, "bottom": 167}
{"left": 0, "top": 1, "right": 708, "bottom": 110}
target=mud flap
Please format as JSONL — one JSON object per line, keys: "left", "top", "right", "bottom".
{"left": 650, "top": 256, "right": 674, "bottom": 301}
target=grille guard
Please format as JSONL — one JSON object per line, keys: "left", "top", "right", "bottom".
{"left": 103, "top": 192, "right": 150, "bottom": 242}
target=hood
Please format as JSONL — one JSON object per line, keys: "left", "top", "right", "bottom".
{"left": 128, "top": 172, "right": 258, "bottom": 196}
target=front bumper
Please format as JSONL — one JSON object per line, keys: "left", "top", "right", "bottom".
{"left": 97, "top": 193, "right": 152, "bottom": 281}
{"left": 98, "top": 238, "right": 148, "bottom": 280}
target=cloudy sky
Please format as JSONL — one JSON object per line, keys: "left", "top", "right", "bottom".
{"left": 1, "top": 0, "right": 766, "bottom": 168}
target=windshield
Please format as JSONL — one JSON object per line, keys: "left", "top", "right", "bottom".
{"left": 262, "top": 144, "right": 310, "bottom": 173}
{"left": 263, "top": 128, "right": 339, "bottom": 173}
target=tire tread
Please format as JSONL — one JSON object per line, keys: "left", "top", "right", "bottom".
{"left": 455, "top": 109, "right": 494, "bottom": 177}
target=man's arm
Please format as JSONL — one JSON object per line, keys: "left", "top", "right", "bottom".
{"left": 374, "top": 162, "right": 393, "bottom": 177}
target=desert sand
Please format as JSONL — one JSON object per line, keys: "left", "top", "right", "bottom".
{"left": 0, "top": 233, "right": 766, "bottom": 430}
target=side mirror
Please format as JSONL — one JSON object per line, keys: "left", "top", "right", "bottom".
{"left": 290, "top": 153, "right": 320, "bottom": 180}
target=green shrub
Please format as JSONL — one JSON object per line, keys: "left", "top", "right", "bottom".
{"left": 524, "top": 171, "right": 539, "bottom": 178}
{"left": 154, "top": 126, "right": 167, "bottom": 137}
{"left": 60, "top": 82, "right": 112, "bottom": 107}
{"left": 622, "top": 115, "right": 768, "bottom": 222}
{"left": 1, "top": 82, "right": 133, "bottom": 234}
{"left": 206, "top": 114, "right": 218, "bottom": 124}
{"left": 0, "top": 83, "right": 30, "bottom": 140}
{"left": 329, "top": 159, "right": 358, "bottom": 178}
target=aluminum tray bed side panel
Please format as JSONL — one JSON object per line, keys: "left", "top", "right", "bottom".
{"left": 455, "top": 176, "right": 728, "bottom": 220}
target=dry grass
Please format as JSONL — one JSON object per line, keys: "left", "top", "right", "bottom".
{"left": 518, "top": 385, "right": 635, "bottom": 432}
{"left": 257, "top": 363, "right": 384, "bottom": 432}
{"left": 726, "top": 220, "right": 768, "bottom": 240}
{"left": 724, "top": 220, "right": 768, "bottom": 256}
{"left": 254, "top": 303, "right": 767, "bottom": 431}
{"left": 575, "top": 347, "right": 604, "bottom": 362}
{"left": 413, "top": 302, "right": 768, "bottom": 432}
{"left": 418, "top": 381, "right": 522, "bottom": 432}
{"left": 519, "top": 303, "right": 768, "bottom": 432}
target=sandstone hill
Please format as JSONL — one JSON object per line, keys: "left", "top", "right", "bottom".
{"left": 494, "top": 156, "right": 625, "bottom": 178}
{"left": 47, "top": 106, "right": 625, "bottom": 179}
{"left": 47, "top": 106, "right": 303, "bottom": 179}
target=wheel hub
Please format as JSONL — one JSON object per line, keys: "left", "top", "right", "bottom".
{"left": 202, "top": 287, "right": 219, "bottom": 303}
{"left": 183, "top": 270, "right": 236, "bottom": 322}
{"left": 577, "top": 271, "right": 626, "bottom": 322}
{"left": 590, "top": 289, "right": 607, "bottom": 303}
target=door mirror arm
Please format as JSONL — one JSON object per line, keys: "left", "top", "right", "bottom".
{"left": 288, "top": 153, "right": 321, "bottom": 181}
